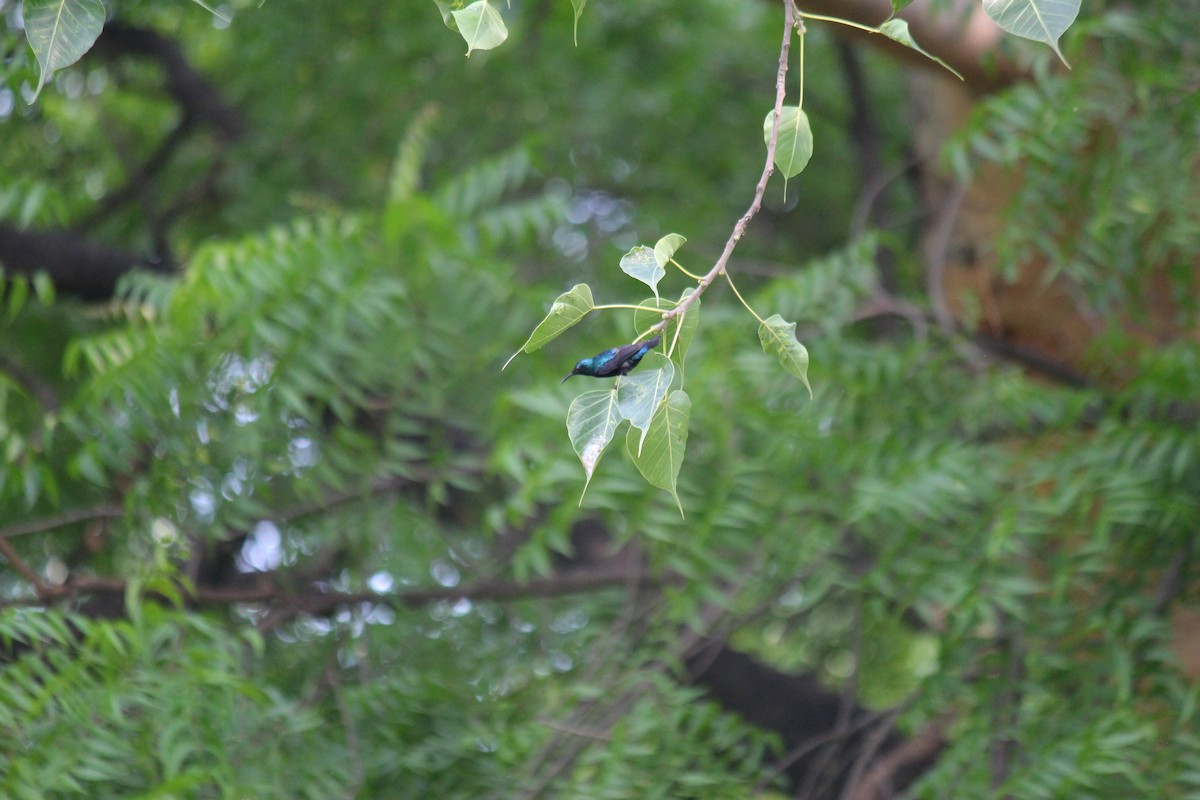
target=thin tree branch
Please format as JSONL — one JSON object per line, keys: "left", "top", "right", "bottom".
{"left": 0, "top": 505, "right": 124, "bottom": 540}
{"left": 0, "top": 538, "right": 48, "bottom": 595}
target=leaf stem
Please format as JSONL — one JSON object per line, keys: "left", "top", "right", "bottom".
{"left": 670, "top": 259, "right": 704, "bottom": 281}
{"left": 593, "top": 303, "right": 668, "bottom": 313}
{"left": 723, "top": 271, "right": 765, "bottom": 325}
{"left": 798, "top": 11, "right": 879, "bottom": 36}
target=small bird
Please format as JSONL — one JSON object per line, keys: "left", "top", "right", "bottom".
{"left": 562, "top": 336, "right": 661, "bottom": 383}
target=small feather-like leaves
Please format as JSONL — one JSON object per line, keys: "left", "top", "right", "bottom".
{"left": 567, "top": 387, "right": 621, "bottom": 498}
{"left": 504, "top": 284, "right": 593, "bottom": 368}
{"left": 763, "top": 107, "right": 813, "bottom": 180}
{"left": 983, "top": 0, "right": 1079, "bottom": 67}
{"left": 627, "top": 389, "right": 691, "bottom": 516}
{"left": 617, "top": 355, "right": 674, "bottom": 454}
{"left": 878, "top": 20, "right": 964, "bottom": 81}
{"left": 24, "top": 0, "right": 106, "bottom": 101}
{"left": 620, "top": 245, "right": 665, "bottom": 302}
{"left": 759, "top": 314, "right": 812, "bottom": 398}
{"left": 451, "top": 0, "right": 509, "bottom": 56}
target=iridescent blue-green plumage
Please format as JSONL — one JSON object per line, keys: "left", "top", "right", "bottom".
{"left": 562, "top": 335, "right": 661, "bottom": 383}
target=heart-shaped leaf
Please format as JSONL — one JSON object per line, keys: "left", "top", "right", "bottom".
{"left": 504, "top": 284, "right": 593, "bottom": 368}
{"left": 616, "top": 355, "right": 674, "bottom": 454}
{"left": 567, "top": 387, "right": 621, "bottom": 497}
{"left": 451, "top": 0, "right": 508, "bottom": 56}
{"left": 763, "top": 106, "right": 813, "bottom": 180}
{"left": 619, "top": 245, "right": 665, "bottom": 302}
{"left": 24, "top": 0, "right": 106, "bottom": 101}
{"left": 983, "top": 0, "right": 1079, "bottom": 67}
{"left": 759, "top": 314, "right": 812, "bottom": 397}
{"left": 627, "top": 389, "right": 691, "bottom": 516}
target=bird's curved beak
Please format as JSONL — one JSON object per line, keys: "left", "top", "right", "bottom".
{"left": 561, "top": 373, "right": 574, "bottom": 384}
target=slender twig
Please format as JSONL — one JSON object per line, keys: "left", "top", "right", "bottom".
{"left": 647, "top": 0, "right": 802, "bottom": 336}
{"left": 0, "top": 504, "right": 124, "bottom": 540}
{"left": 0, "top": 538, "right": 48, "bottom": 595}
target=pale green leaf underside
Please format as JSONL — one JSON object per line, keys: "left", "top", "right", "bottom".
{"left": 627, "top": 389, "right": 691, "bottom": 516}
{"left": 616, "top": 356, "right": 674, "bottom": 454}
{"left": 653, "top": 233, "right": 687, "bottom": 268}
{"left": 567, "top": 387, "right": 621, "bottom": 496}
{"left": 24, "top": 0, "right": 106, "bottom": 100}
{"left": 451, "top": 0, "right": 508, "bottom": 56}
{"left": 759, "top": 313, "right": 812, "bottom": 397}
{"left": 763, "top": 107, "right": 813, "bottom": 180}
{"left": 504, "top": 283, "right": 593, "bottom": 368}
{"left": 620, "top": 245, "right": 665, "bottom": 302}
{"left": 878, "top": 20, "right": 964, "bottom": 81}
{"left": 983, "top": 0, "right": 1079, "bottom": 66}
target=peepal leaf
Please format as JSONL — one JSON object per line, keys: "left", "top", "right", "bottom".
{"left": 504, "top": 284, "right": 593, "bottom": 368}
{"left": 567, "top": 387, "right": 621, "bottom": 497}
{"left": 878, "top": 20, "right": 963, "bottom": 81}
{"left": 617, "top": 355, "right": 674, "bottom": 454}
{"left": 983, "top": 0, "right": 1079, "bottom": 67}
{"left": 451, "top": 0, "right": 508, "bottom": 56}
{"left": 24, "top": 0, "right": 106, "bottom": 101}
{"left": 653, "top": 234, "right": 687, "bottom": 267}
{"left": 627, "top": 389, "right": 691, "bottom": 516}
{"left": 759, "top": 314, "right": 812, "bottom": 397}
{"left": 633, "top": 289, "right": 699, "bottom": 369}
{"left": 620, "top": 245, "right": 665, "bottom": 302}
{"left": 763, "top": 107, "right": 813, "bottom": 180}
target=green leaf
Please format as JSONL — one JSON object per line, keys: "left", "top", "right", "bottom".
{"left": 570, "top": 0, "right": 587, "bottom": 46}
{"left": 653, "top": 233, "right": 687, "bottom": 268}
{"left": 878, "top": 20, "right": 964, "bottom": 81}
{"left": 567, "top": 387, "right": 622, "bottom": 497}
{"left": 504, "top": 284, "right": 594, "bottom": 368}
{"left": 889, "top": 0, "right": 916, "bottom": 14}
{"left": 627, "top": 389, "right": 691, "bottom": 515}
{"left": 758, "top": 313, "right": 812, "bottom": 397}
{"left": 763, "top": 106, "right": 813, "bottom": 180}
{"left": 432, "top": 0, "right": 458, "bottom": 30}
{"left": 620, "top": 245, "right": 665, "bottom": 302}
{"left": 617, "top": 355, "right": 674, "bottom": 454}
{"left": 983, "top": 0, "right": 1079, "bottom": 66}
{"left": 5, "top": 276, "right": 29, "bottom": 322}
{"left": 451, "top": 0, "right": 508, "bottom": 56}
{"left": 633, "top": 289, "right": 699, "bottom": 371}
{"left": 23, "top": 0, "right": 106, "bottom": 101}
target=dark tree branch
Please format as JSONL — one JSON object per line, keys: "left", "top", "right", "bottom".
{"left": 0, "top": 222, "right": 153, "bottom": 300}
{"left": 91, "top": 22, "right": 244, "bottom": 140}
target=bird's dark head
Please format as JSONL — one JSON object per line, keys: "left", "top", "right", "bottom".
{"left": 562, "top": 358, "right": 594, "bottom": 383}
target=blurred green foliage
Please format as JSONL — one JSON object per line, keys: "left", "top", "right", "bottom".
{"left": 1, "top": 0, "right": 1199, "bottom": 797}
